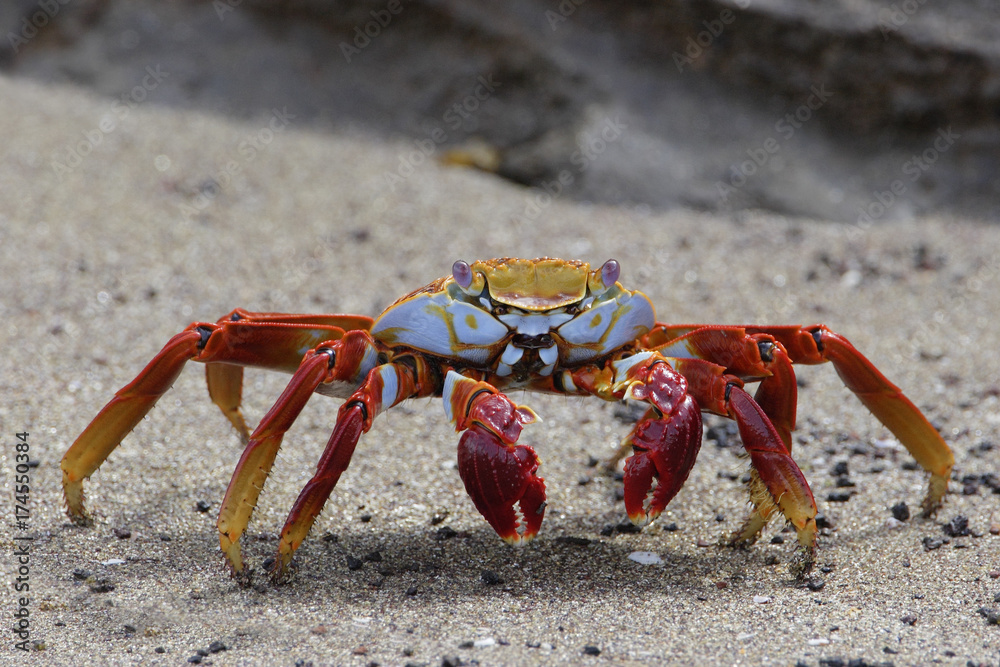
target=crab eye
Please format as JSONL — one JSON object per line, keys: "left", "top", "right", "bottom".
{"left": 452, "top": 260, "right": 473, "bottom": 289}
{"left": 492, "top": 304, "right": 509, "bottom": 316}
{"left": 601, "top": 259, "right": 620, "bottom": 287}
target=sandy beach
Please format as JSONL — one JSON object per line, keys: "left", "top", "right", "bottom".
{"left": 2, "top": 68, "right": 999, "bottom": 666}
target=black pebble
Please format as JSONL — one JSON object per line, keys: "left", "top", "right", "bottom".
{"left": 433, "top": 526, "right": 458, "bottom": 540}
{"left": 890, "top": 502, "right": 910, "bottom": 522}
{"left": 770, "top": 535, "right": 784, "bottom": 544}
{"left": 827, "top": 491, "right": 852, "bottom": 502}
{"left": 806, "top": 577, "right": 825, "bottom": 591}
{"left": 815, "top": 514, "right": 833, "bottom": 529}
{"left": 187, "top": 656, "right": 202, "bottom": 664}
{"left": 555, "top": 536, "right": 592, "bottom": 546}
{"left": 196, "top": 500, "right": 211, "bottom": 513}
{"left": 942, "top": 515, "right": 971, "bottom": 537}
{"left": 346, "top": 555, "right": 364, "bottom": 571}
{"left": 977, "top": 607, "right": 1000, "bottom": 625}
{"left": 405, "top": 585, "right": 419, "bottom": 596}
{"left": 900, "top": 614, "right": 917, "bottom": 625}
{"left": 155, "top": 647, "right": 166, "bottom": 654}
{"left": 113, "top": 527, "right": 131, "bottom": 539}
{"left": 664, "top": 522, "right": 679, "bottom": 532}
{"left": 442, "top": 656, "right": 462, "bottom": 667}
{"left": 90, "top": 580, "right": 115, "bottom": 593}
{"left": 208, "top": 641, "right": 227, "bottom": 653}
{"left": 481, "top": 570, "right": 502, "bottom": 585}
{"left": 922, "top": 536, "right": 948, "bottom": 551}
{"left": 832, "top": 461, "right": 849, "bottom": 476}
{"left": 364, "top": 551, "right": 383, "bottom": 563}
{"left": 72, "top": 569, "right": 92, "bottom": 580}
{"left": 583, "top": 645, "right": 601, "bottom": 656}
{"left": 360, "top": 514, "right": 373, "bottom": 523}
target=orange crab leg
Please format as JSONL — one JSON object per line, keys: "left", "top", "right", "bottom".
{"left": 745, "top": 324, "right": 953, "bottom": 515}
{"left": 217, "top": 329, "right": 381, "bottom": 575}
{"left": 671, "top": 356, "right": 817, "bottom": 564}
{"left": 647, "top": 323, "right": 953, "bottom": 515}
{"left": 269, "top": 354, "right": 440, "bottom": 580}
{"left": 61, "top": 310, "right": 371, "bottom": 523}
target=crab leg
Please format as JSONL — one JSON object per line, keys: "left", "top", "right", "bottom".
{"left": 216, "top": 330, "right": 381, "bottom": 575}
{"left": 61, "top": 310, "right": 369, "bottom": 523}
{"left": 647, "top": 323, "right": 952, "bottom": 514}
{"left": 746, "top": 325, "right": 953, "bottom": 514}
{"left": 672, "top": 357, "right": 818, "bottom": 567}
{"left": 444, "top": 371, "right": 546, "bottom": 546}
{"left": 269, "top": 354, "right": 439, "bottom": 581}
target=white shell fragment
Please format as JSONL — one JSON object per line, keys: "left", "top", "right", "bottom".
{"left": 627, "top": 551, "right": 663, "bottom": 565}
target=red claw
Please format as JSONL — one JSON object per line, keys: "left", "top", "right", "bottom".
{"left": 623, "top": 395, "right": 703, "bottom": 526}
{"left": 457, "top": 425, "right": 546, "bottom": 545}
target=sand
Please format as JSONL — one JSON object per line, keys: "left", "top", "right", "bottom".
{"left": 2, "top": 74, "right": 998, "bottom": 666}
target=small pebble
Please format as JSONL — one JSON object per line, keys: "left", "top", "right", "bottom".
{"left": 352, "top": 645, "right": 367, "bottom": 654}
{"left": 364, "top": 551, "right": 383, "bottom": 563}
{"left": 770, "top": 535, "right": 784, "bottom": 544}
{"left": 405, "top": 585, "right": 419, "bottom": 596}
{"left": 481, "top": 570, "right": 502, "bottom": 585}
{"left": 360, "top": 514, "right": 373, "bottom": 523}
{"left": 433, "top": 526, "right": 458, "bottom": 540}
{"left": 806, "top": 577, "right": 825, "bottom": 591}
{"left": 155, "top": 647, "right": 166, "bottom": 654}
{"left": 978, "top": 607, "right": 1000, "bottom": 625}
{"left": 346, "top": 555, "right": 364, "bottom": 571}
{"left": 72, "top": 569, "right": 92, "bottom": 580}
{"left": 458, "top": 641, "right": 474, "bottom": 649}
{"left": 473, "top": 638, "right": 495, "bottom": 648}
{"left": 942, "top": 515, "right": 971, "bottom": 537}
{"left": 900, "top": 614, "right": 917, "bottom": 625}
{"left": 556, "top": 536, "right": 592, "bottom": 546}
{"left": 441, "top": 656, "right": 461, "bottom": 667}
{"left": 113, "top": 527, "right": 131, "bottom": 539}
{"left": 196, "top": 500, "right": 211, "bottom": 513}
{"left": 827, "top": 491, "right": 852, "bottom": 503}
{"left": 831, "top": 461, "right": 849, "bottom": 476}
{"left": 582, "top": 645, "right": 601, "bottom": 655}
{"left": 753, "top": 595, "right": 771, "bottom": 604}
{"left": 311, "top": 625, "right": 328, "bottom": 635}
{"left": 187, "top": 657, "right": 202, "bottom": 664}
{"left": 208, "top": 641, "right": 227, "bottom": 653}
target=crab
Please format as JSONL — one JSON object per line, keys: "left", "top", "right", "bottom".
{"left": 63, "top": 257, "right": 954, "bottom": 582}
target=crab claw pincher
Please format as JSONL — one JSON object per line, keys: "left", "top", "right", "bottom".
{"left": 622, "top": 394, "right": 703, "bottom": 526}
{"left": 451, "top": 382, "right": 546, "bottom": 544}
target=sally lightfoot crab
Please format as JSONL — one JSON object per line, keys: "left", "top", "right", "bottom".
{"left": 62, "top": 257, "right": 954, "bottom": 582}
